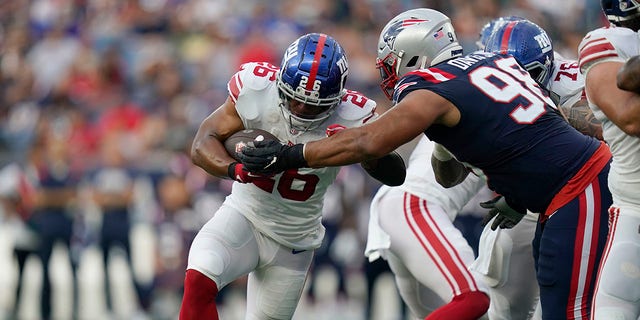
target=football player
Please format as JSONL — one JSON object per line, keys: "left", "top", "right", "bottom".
{"left": 239, "top": 8, "right": 613, "bottom": 320}
{"left": 362, "top": 10, "right": 492, "bottom": 320}
{"left": 477, "top": 18, "right": 604, "bottom": 319}
{"left": 365, "top": 135, "right": 489, "bottom": 320}
{"left": 179, "top": 33, "right": 404, "bottom": 320}
{"left": 579, "top": 0, "right": 640, "bottom": 318}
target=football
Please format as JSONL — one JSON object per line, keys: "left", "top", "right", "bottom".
{"left": 223, "top": 129, "right": 279, "bottom": 161}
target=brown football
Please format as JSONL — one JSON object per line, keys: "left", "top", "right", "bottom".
{"left": 223, "top": 129, "right": 279, "bottom": 161}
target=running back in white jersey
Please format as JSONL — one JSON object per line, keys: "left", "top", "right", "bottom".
{"left": 224, "top": 62, "right": 377, "bottom": 249}
{"left": 579, "top": 26, "right": 640, "bottom": 207}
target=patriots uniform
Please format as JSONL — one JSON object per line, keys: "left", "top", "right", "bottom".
{"left": 394, "top": 51, "right": 612, "bottom": 319}
{"left": 395, "top": 51, "right": 604, "bottom": 215}
{"left": 470, "top": 52, "right": 588, "bottom": 320}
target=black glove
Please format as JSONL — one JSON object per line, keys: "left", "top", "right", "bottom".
{"left": 239, "top": 140, "right": 307, "bottom": 174}
{"left": 480, "top": 195, "right": 527, "bottom": 231}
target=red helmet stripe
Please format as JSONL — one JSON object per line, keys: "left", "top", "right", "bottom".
{"left": 307, "top": 33, "right": 328, "bottom": 91}
{"left": 499, "top": 21, "right": 518, "bottom": 54}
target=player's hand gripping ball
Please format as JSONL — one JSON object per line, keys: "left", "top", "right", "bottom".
{"left": 224, "top": 129, "right": 279, "bottom": 161}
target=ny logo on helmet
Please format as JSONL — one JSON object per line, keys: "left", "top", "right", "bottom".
{"left": 534, "top": 33, "right": 552, "bottom": 53}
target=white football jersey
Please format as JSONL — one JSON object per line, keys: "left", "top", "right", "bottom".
{"left": 548, "top": 52, "right": 585, "bottom": 108}
{"left": 579, "top": 26, "right": 640, "bottom": 208}
{"left": 223, "top": 62, "right": 377, "bottom": 250}
{"left": 400, "top": 136, "right": 486, "bottom": 220}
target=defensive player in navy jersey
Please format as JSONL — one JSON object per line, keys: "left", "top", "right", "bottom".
{"left": 239, "top": 8, "right": 614, "bottom": 320}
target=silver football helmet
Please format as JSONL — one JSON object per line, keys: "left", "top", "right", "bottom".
{"left": 376, "top": 8, "right": 463, "bottom": 99}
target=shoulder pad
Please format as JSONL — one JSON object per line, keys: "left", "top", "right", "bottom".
{"left": 227, "top": 62, "right": 279, "bottom": 103}
{"left": 335, "top": 89, "right": 377, "bottom": 122}
{"left": 579, "top": 26, "right": 639, "bottom": 74}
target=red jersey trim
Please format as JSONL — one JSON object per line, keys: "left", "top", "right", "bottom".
{"left": 228, "top": 73, "right": 243, "bottom": 103}
{"left": 578, "top": 38, "right": 618, "bottom": 70}
{"left": 544, "top": 142, "right": 611, "bottom": 217}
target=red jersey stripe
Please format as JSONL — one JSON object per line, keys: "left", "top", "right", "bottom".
{"left": 411, "top": 68, "right": 456, "bottom": 84}
{"left": 578, "top": 39, "right": 618, "bottom": 70}
{"left": 403, "top": 193, "right": 456, "bottom": 292}
{"left": 405, "top": 193, "right": 478, "bottom": 294}
{"left": 228, "top": 73, "right": 243, "bottom": 103}
{"left": 544, "top": 142, "right": 611, "bottom": 217}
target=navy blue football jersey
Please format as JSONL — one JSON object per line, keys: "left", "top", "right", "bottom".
{"left": 393, "top": 52, "right": 601, "bottom": 213}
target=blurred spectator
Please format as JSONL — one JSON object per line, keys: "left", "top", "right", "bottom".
{"left": 29, "top": 124, "right": 82, "bottom": 320}
{"left": 150, "top": 173, "right": 199, "bottom": 319}
{"left": 85, "top": 133, "right": 152, "bottom": 317}
{"left": 26, "top": 20, "right": 81, "bottom": 99}
{"left": 0, "top": 162, "right": 37, "bottom": 320}
{"left": 0, "top": 1, "right": 602, "bottom": 318}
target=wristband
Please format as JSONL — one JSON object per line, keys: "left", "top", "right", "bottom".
{"left": 227, "top": 162, "right": 239, "bottom": 180}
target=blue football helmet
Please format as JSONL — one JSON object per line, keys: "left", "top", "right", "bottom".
{"left": 601, "top": 0, "right": 640, "bottom": 30}
{"left": 277, "top": 33, "right": 348, "bottom": 132}
{"left": 484, "top": 19, "right": 554, "bottom": 87}
{"left": 476, "top": 16, "right": 524, "bottom": 50}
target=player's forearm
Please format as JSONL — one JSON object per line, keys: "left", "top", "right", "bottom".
{"left": 303, "top": 130, "right": 388, "bottom": 168}
{"left": 558, "top": 98, "right": 603, "bottom": 140}
{"left": 191, "top": 135, "right": 236, "bottom": 178}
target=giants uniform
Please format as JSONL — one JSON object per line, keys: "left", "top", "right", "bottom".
{"left": 365, "top": 135, "right": 487, "bottom": 317}
{"left": 394, "top": 51, "right": 613, "bottom": 319}
{"left": 579, "top": 26, "right": 640, "bottom": 319}
{"left": 470, "top": 52, "right": 589, "bottom": 320}
{"left": 187, "top": 62, "right": 376, "bottom": 319}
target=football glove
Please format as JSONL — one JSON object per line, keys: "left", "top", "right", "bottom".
{"left": 480, "top": 195, "right": 527, "bottom": 230}
{"left": 227, "top": 162, "right": 273, "bottom": 184}
{"left": 239, "top": 140, "right": 307, "bottom": 174}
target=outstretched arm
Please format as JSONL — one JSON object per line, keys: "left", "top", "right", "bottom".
{"left": 240, "top": 89, "right": 461, "bottom": 174}
{"left": 303, "top": 89, "right": 460, "bottom": 167}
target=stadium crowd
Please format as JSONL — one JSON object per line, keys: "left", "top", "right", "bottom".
{"left": 0, "top": 0, "right": 607, "bottom": 319}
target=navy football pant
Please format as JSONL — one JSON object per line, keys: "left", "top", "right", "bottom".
{"left": 533, "top": 166, "right": 612, "bottom": 320}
